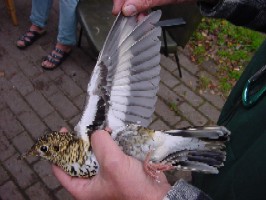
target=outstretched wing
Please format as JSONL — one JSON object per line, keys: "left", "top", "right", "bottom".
{"left": 75, "top": 11, "right": 162, "bottom": 141}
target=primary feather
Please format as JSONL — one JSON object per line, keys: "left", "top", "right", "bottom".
{"left": 74, "top": 11, "right": 162, "bottom": 141}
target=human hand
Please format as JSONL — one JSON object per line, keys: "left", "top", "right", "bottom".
{"left": 53, "top": 129, "right": 171, "bottom": 200}
{"left": 112, "top": 0, "right": 197, "bottom": 16}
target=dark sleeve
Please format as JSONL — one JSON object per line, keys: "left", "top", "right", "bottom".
{"left": 164, "top": 179, "right": 212, "bottom": 200}
{"left": 198, "top": 0, "right": 266, "bottom": 33}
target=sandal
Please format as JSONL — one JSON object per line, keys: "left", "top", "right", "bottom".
{"left": 41, "top": 47, "right": 71, "bottom": 71}
{"left": 17, "top": 30, "right": 46, "bottom": 50}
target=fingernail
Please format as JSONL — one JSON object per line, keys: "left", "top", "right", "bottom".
{"left": 123, "top": 5, "right": 137, "bottom": 16}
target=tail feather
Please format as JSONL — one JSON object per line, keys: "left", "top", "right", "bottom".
{"left": 165, "top": 126, "right": 230, "bottom": 141}
{"left": 160, "top": 126, "right": 230, "bottom": 174}
{"left": 162, "top": 150, "right": 225, "bottom": 174}
{"left": 174, "top": 161, "right": 219, "bottom": 174}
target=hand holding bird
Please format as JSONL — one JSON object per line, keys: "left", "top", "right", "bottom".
{"left": 52, "top": 129, "right": 171, "bottom": 200}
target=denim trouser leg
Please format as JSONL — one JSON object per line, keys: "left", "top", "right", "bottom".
{"left": 30, "top": 0, "right": 53, "bottom": 28}
{"left": 57, "top": 0, "right": 79, "bottom": 46}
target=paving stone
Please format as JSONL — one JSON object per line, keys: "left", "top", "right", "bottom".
{"left": 44, "top": 111, "right": 71, "bottom": 131}
{"left": 149, "top": 119, "right": 170, "bottom": 130}
{"left": 198, "top": 70, "right": 219, "bottom": 86}
{"left": 0, "top": 107, "right": 24, "bottom": 139}
{"left": 4, "top": 154, "right": 38, "bottom": 189}
{"left": 174, "top": 84, "right": 203, "bottom": 107}
{"left": 28, "top": 45, "right": 52, "bottom": 65}
{"left": 33, "top": 160, "right": 61, "bottom": 190}
{"left": 61, "top": 59, "right": 91, "bottom": 91}
{"left": 12, "top": 131, "right": 34, "bottom": 154}
{"left": 12, "top": 131, "right": 39, "bottom": 164}
{"left": 73, "top": 93, "right": 86, "bottom": 111}
{"left": 44, "top": 67, "right": 65, "bottom": 80}
{"left": 0, "top": 133, "right": 16, "bottom": 161}
{"left": 0, "top": 55, "right": 19, "bottom": 80}
{"left": 0, "top": 181, "right": 25, "bottom": 200}
{"left": 55, "top": 188, "right": 74, "bottom": 200}
{"left": 155, "top": 99, "right": 181, "bottom": 127}
{"left": 178, "top": 102, "right": 208, "bottom": 126}
{"left": 160, "top": 54, "right": 178, "bottom": 72}
{"left": 48, "top": 92, "right": 79, "bottom": 120}
{"left": 25, "top": 91, "right": 54, "bottom": 118}
{"left": 69, "top": 114, "right": 81, "bottom": 129}
{"left": 17, "top": 55, "right": 43, "bottom": 78}
{"left": 17, "top": 111, "right": 47, "bottom": 140}
{"left": 199, "top": 102, "right": 220, "bottom": 124}
{"left": 25, "top": 182, "right": 53, "bottom": 200}
{"left": 178, "top": 53, "right": 199, "bottom": 74}
{"left": 201, "top": 91, "right": 226, "bottom": 110}
{"left": 32, "top": 74, "right": 58, "bottom": 97}
{"left": 0, "top": 94, "right": 7, "bottom": 110}
{"left": 175, "top": 120, "right": 192, "bottom": 128}
{"left": 9, "top": 72, "right": 35, "bottom": 96}
{"left": 54, "top": 74, "right": 83, "bottom": 98}
{"left": 160, "top": 67, "right": 180, "bottom": 88}
{"left": 4, "top": 90, "right": 31, "bottom": 115}
{"left": 0, "top": 76, "right": 13, "bottom": 93}
{"left": 174, "top": 68, "right": 199, "bottom": 91}
{"left": 158, "top": 82, "right": 183, "bottom": 103}
{"left": 0, "top": 164, "right": 9, "bottom": 185}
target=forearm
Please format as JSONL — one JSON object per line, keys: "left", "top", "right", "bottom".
{"left": 197, "top": 0, "right": 266, "bottom": 32}
{"left": 164, "top": 179, "right": 212, "bottom": 200}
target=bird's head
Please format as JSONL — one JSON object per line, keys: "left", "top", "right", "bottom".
{"left": 19, "top": 131, "right": 76, "bottom": 163}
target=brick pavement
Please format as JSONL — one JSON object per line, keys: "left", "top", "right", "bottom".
{"left": 0, "top": 1, "right": 226, "bottom": 200}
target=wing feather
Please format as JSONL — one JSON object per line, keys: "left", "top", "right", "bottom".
{"left": 75, "top": 11, "right": 162, "bottom": 138}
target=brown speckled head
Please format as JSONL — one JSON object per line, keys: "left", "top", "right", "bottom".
{"left": 19, "top": 132, "right": 79, "bottom": 162}
{"left": 19, "top": 131, "right": 97, "bottom": 177}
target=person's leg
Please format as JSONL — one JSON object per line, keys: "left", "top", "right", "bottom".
{"left": 17, "top": 0, "right": 53, "bottom": 48}
{"left": 42, "top": 0, "right": 79, "bottom": 69}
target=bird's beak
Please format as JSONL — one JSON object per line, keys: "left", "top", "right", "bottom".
{"left": 17, "top": 149, "right": 39, "bottom": 160}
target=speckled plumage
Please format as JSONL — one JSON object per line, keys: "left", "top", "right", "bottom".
{"left": 21, "top": 132, "right": 98, "bottom": 177}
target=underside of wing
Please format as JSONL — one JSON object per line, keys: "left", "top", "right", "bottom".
{"left": 75, "top": 11, "right": 162, "bottom": 139}
{"left": 103, "top": 11, "right": 162, "bottom": 130}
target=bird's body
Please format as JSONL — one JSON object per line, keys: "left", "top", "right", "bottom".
{"left": 23, "top": 124, "right": 229, "bottom": 177}
{"left": 20, "top": 11, "right": 230, "bottom": 178}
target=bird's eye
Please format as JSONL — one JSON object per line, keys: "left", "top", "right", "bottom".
{"left": 40, "top": 146, "right": 48, "bottom": 152}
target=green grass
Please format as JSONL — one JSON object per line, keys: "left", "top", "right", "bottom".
{"left": 188, "top": 18, "right": 266, "bottom": 96}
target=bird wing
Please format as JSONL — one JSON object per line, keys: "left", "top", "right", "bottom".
{"left": 74, "top": 11, "right": 162, "bottom": 141}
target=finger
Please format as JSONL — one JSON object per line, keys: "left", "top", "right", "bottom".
{"left": 122, "top": 0, "right": 178, "bottom": 16}
{"left": 137, "top": 12, "right": 148, "bottom": 22}
{"left": 59, "top": 127, "right": 68, "bottom": 133}
{"left": 112, "top": 0, "right": 125, "bottom": 15}
{"left": 91, "top": 130, "right": 125, "bottom": 167}
{"left": 52, "top": 165, "right": 95, "bottom": 199}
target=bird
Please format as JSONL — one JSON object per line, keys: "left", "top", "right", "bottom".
{"left": 19, "top": 10, "right": 230, "bottom": 178}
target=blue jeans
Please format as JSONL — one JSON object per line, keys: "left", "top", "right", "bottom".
{"left": 30, "top": 0, "right": 79, "bottom": 46}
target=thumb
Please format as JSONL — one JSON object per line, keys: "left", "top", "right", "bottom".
{"left": 91, "top": 130, "right": 125, "bottom": 167}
